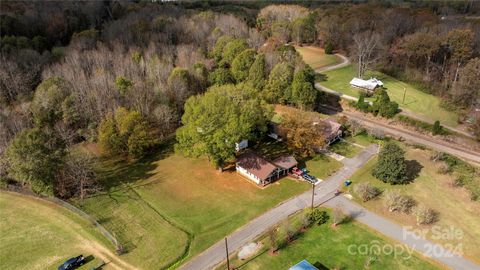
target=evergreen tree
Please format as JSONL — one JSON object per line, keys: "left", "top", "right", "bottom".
{"left": 291, "top": 65, "right": 317, "bottom": 109}
{"left": 231, "top": 49, "right": 256, "bottom": 82}
{"left": 373, "top": 142, "right": 408, "bottom": 184}
{"left": 263, "top": 62, "right": 293, "bottom": 103}
{"left": 247, "top": 53, "right": 266, "bottom": 90}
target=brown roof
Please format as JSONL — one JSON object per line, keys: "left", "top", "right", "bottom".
{"left": 236, "top": 152, "right": 277, "bottom": 181}
{"left": 272, "top": 155, "right": 298, "bottom": 169}
{"left": 315, "top": 118, "right": 341, "bottom": 140}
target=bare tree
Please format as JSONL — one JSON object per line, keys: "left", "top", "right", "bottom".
{"left": 55, "top": 151, "right": 98, "bottom": 200}
{"left": 351, "top": 31, "right": 383, "bottom": 78}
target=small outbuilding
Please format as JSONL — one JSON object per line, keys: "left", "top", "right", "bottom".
{"left": 350, "top": 77, "right": 383, "bottom": 93}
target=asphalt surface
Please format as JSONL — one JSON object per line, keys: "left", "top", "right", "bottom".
{"left": 178, "top": 145, "right": 378, "bottom": 270}
{"left": 325, "top": 196, "right": 480, "bottom": 270}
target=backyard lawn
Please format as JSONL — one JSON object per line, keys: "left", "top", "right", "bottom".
{"left": 0, "top": 192, "right": 119, "bottom": 270}
{"left": 318, "top": 65, "right": 459, "bottom": 127}
{"left": 78, "top": 141, "right": 310, "bottom": 269}
{"left": 294, "top": 46, "right": 341, "bottom": 70}
{"left": 344, "top": 133, "right": 380, "bottom": 147}
{"left": 221, "top": 209, "right": 441, "bottom": 270}
{"left": 347, "top": 145, "right": 480, "bottom": 264}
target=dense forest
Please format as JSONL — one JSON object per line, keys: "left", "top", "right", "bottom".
{"left": 1, "top": 1, "right": 479, "bottom": 198}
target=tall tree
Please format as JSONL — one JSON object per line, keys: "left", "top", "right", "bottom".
{"left": 221, "top": 38, "right": 248, "bottom": 66}
{"left": 263, "top": 62, "right": 294, "bottom": 103}
{"left": 98, "top": 107, "right": 153, "bottom": 159}
{"left": 247, "top": 53, "right": 267, "bottom": 90}
{"left": 175, "top": 84, "right": 271, "bottom": 169}
{"left": 279, "top": 110, "right": 327, "bottom": 157}
{"left": 453, "top": 57, "right": 480, "bottom": 108}
{"left": 5, "top": 128, "right": 65, "bottom": 195}
{"left": 373, "top": 142, "right": 408, "bottom": 184}
{"left": 351, "top": 31, "right": 382, "bottom": 78}
{"left": 231, "top": 49, "right": 256, "bottom": 82}
{"left": 291, "top": 65, "right": 317, "bottom": 110}
{"left": 30, "top": 77, "right": 71, "bottom": 126}
{"left": 447, "top": 29, "right": 474, "bottom": 84}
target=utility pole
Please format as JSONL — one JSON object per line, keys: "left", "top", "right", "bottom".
{"left": 225, "top": 237, "right": 230, "bottom": 270}
{"left": 311, "top": 183, "right": 315, "bottom": 209}
{"left": 402, "top": 87, "right": 407, "bottom": 104}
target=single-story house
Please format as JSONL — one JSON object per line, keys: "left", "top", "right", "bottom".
{"left": 313, "top": 118, "right": 343, "bottom": 146}
{"left": 272, "top": 155, "right": 298, "bottom": 174}
{"left": 289, "top": 260, "right": 319, "bottom": 270}
{"left": 236, "top": 152, "right": 297, "bottom": 186}
{"left": 350, "top": 77, "right": 383, "bottom": 93}
{"left": 323, "top": 118, "right": 342, "bottom": 145}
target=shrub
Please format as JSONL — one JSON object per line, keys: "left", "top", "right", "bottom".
{"left": 432, "top": 121, "right": 443, "bottom": 135}
{"left": 354, "top": 183, "right": 381, "bottom": 202}
{"left": 414, "top": 205, "right": 438, "bottom": 225}
{"left": 383, "top": 190, "right": 416, "bottom": 213}
{"left": 332, "top": 206, "right": 346, "bottom": 226}
{"left": 307, "top": 208, "right": 329, "bottom": 225}
{"left": 324, "top": 42, "right": 334, "bottom": 54}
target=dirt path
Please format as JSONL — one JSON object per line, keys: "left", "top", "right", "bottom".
{"left": 78, "top": 238, "right": 139, "bottom": 270}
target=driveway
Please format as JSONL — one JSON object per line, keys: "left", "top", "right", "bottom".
{"left": 325, "top": 196, "right": 480, "bottom": 270}
{"left": 178, "top": 145, "right": 378, "bottom": 270}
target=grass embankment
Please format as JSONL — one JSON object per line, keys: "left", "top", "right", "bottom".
{"left": 318, "top": 65, "right": 459, "bottom": 127}
{"left": 0, "top": 192, "right": 117, "bottom": 270}
{"left": 221, "top": 209, "right": 441, "bottom": 270}
{"left": 347, "top": 145, "right": 480, "bottom": 263}
{"left": 294, "top": 46, "right": 341, "bottom": 70}
{"left": 78, "top": 141, "right": 310, "bottom": 269}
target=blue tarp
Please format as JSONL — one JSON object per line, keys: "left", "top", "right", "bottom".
{"left": 289, "top": 260, "right": 319, "bottom": 270}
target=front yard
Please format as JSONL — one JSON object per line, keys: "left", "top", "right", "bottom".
{"left": 346, "top": 144, "right": 480, "bottom": 264}
{"left": 219, "top": 209, "right": 442, "bottom": 270}
{"left": 78, "top": 141, "right": 311, "bottom": 269}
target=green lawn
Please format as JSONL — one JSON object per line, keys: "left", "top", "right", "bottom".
{"left": 0, "top": 192, "right": 119, "bottom": 270}
{"left": 319, "top": 65, "right": 459, "bottom": 127}
{"left": 329, "top": 140, "right": 363, "bottom": 158}
{"left": 302, "top": 154, "right": 343, "bottom": 179}
{"left": 344, "top": 133, "right": 380, "bottom": 147}
{"left": 347, "top": 145, "right": 480, "bottom": 264}
{"left": 78, "top": 141, "right": 310, "bottom": 269}
{"left": 295, "top": 46, "right": 341, "bottom": 70}
{"left": 222, "top": 209, "right": 441, "bottom": 270}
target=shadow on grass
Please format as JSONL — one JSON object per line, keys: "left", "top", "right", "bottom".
{"left": 405, "top": 159, "right": 423, "bottom": 183}
{"left": 95, "top": 140, "right": 175, "bottom": 191}
{"left": 313, "top": 261, "right": 329, "bottom": 270}
{"left": 253, "top": 138, "right": 292, "bottom": 160}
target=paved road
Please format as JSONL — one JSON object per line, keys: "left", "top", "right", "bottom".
{"left": 314, "top": 53, "right": 350, "bottom": 73}
{"left": 178, "top": 145, "right": 379, "bottom": 270}
{"left": 325, "top": 196, "right": 480, "bottom": 270}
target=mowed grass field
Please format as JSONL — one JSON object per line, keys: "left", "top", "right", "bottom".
{"left": 347, "top": 145, "right": 480, "bottom": 263}
{"left": 318, "top": 65, "right": 459, "bottom": 127}
{"left": 0, "top": 192, "right": 127, "bottom": 270}
{"left": 294, "top": 46, "right": 341, "bottom": 70}
{"left": 221, "top": 209, "right": 442, "bottom": 270}
{"left": 78, "top": 141, "right": 310, "bottom": 269}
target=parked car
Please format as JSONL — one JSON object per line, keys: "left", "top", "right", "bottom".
{"left": 58, "top": 255, "right": 85, "bottom": 270}
{"left": 292, "top": 167, "right": 304, "bottom": 176}
{"left": 303, "top": 174, "right": 317, "bottom": 184}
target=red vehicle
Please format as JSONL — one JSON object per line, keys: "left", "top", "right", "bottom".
{"left": 292, "top": 167, "right": 304, "bottom": 176}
